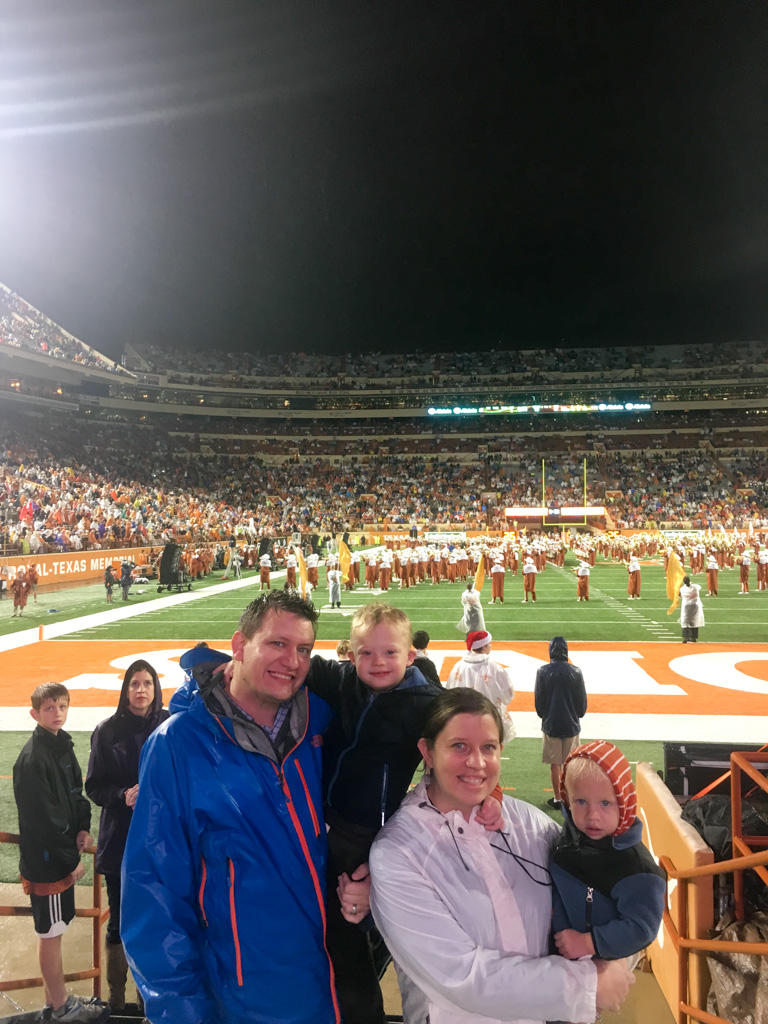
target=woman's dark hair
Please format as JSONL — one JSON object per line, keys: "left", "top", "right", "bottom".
{"left": 682, "top": 576, "right": 691, "bottom": 587}
{"left": 421, "top": 688, "right": 504, "bottom": 746}
{"left": 119, "top": 659, "right": 161, "bottom": 714}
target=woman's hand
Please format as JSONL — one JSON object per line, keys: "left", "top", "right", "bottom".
{"left": 124, "top": 784, "right": 139, "bottom": 808}
{"left": 337, "top": 863, "right": 371, "bottom": 923}
{"left": 76, "top": 830, "right": 94, "bottom": 853}
{"left": 594, "top": 959, "right": 635, "bottom": 1013}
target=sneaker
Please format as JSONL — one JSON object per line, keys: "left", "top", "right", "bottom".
{"left": 547, "top": 798, "right": 562, "bottom": 810}
{"left": 53, "top": 995, "right": 110, "bottom": 1022}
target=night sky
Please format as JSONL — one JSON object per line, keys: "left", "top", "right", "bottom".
{"left": 2, "top": 2, "right": 767, "bottom": 358}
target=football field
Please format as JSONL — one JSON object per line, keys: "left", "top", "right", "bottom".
{"left": 1, "top": 550, "right": 767, "bottom": 884}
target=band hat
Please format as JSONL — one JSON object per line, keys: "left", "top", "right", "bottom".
{"left": 560, "top": 740, "right": 637, "bottom": 837}
{"left": 466, "top": 630, "right": 492, "bottom": 651}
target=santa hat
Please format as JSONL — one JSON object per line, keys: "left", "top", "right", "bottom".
{"left": 466, "top": 630, "right": 492, "bottom": 651}
{"left": 560, "top": 740, "right": 637, "bottom": 837}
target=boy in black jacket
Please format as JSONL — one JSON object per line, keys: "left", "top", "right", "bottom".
{"left": 13, "top": 683, "right": 109, "bottom": 1022}
{"left": 305, "top": 602, "right": 500, "bottom": 1024}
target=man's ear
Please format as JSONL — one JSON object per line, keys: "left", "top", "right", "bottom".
{"left": 231, "top": 631, "right": 247, "bottom": 662}
{"left": 417, "top": 737, "right": 432, "bottom": 769}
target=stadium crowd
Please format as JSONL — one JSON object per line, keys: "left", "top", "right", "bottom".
{"left": 0, "top": 286, "right": 122, "bottom": 375}
{"left": 2, "top": 402, "right": 768, "bottom": 557}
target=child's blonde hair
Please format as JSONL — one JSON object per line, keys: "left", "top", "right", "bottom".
{"left": 336, "top": 639, "right": 352, "bottom": 660}
{"left": 562, "top": 755, "right": 610, "bottom": 795}
{"left": 350, "top": 602, "right": 412, "bottom": 649}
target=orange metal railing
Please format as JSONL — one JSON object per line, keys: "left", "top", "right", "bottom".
{"left": 0, "top": 832, "right": 107, "bottom": 1001}
{"left": 659, "top": 751, "right": 768, "bottom": 1024}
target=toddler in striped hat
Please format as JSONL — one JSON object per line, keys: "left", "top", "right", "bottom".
{"left": 548, "top": 740, "right": 666, "bottom": 964}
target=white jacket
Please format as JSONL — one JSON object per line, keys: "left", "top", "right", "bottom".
{"left": 445, "top": 653, "right": 516, "bottom": 741}
{"left": 370, "top": 780, "right": 597, "bottom": 1024}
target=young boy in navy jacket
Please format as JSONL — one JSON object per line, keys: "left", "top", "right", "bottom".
{"left": 549, "top": 740, "right": 666, "bottom": 965}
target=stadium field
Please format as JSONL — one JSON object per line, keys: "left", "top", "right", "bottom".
{"left": 2, "top": 549, "right": 767, "bottom": 883}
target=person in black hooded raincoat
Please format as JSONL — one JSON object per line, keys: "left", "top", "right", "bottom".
{"left": 85, "top": 659, "right": 169, "bottom": 1010}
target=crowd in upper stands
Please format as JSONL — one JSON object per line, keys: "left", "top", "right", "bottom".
{"left": 129, "top": 338, "right": 767, "bottom": 387}
{"left": 2, "top": 401, "right": 768, "bottom": 556}
{"left": 0, "top": 285, "right": 126, "bottom": 375}
{"left": 2, "top": 285, "right": 768, "bottom": 554}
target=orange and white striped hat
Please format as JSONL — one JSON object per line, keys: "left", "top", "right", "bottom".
{"left": 560, "top": 740, "right": 637, "bottom": 836}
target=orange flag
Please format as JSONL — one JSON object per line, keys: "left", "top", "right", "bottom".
{"left": 296, "top": 547, "right": 308, "bottom": 598}
{"left": 338, "top": 540, "right": 352, "bottom": 585}
{"left": 666, "top": 552, "right": 686, "bottom": 615}
{"left": 474, "top": 556, "right": 485, "bottom": 593}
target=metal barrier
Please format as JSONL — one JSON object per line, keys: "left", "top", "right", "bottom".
{"left": 0, "top": 832, "right": 106, "bottom": 1002}
{"left": 660, "top": 751, "right": 768, "bottom": 1024}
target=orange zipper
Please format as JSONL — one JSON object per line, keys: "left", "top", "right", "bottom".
{"left": 198, "top": 856, "right": 208, "bottom": 927}
{"left": 295, "top": 761, "right": 322, "bottom": 838}
{"left": 228, "top": 858, "right": 243, "bottom": 987}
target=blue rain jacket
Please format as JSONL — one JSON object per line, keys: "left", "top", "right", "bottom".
{"left": 121, "top": 676, "right": 338, "bottom": 1024}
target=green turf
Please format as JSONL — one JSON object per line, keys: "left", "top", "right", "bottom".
{"left": 0, "top": 731, "right": 663, "bottom": 884}
{"left": 33, "top": 552, "right": 768, "bottom": 644}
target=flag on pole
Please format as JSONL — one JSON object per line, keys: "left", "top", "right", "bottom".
{"left": 666, "top": 552, "right": 686, "bottom": 615}
{"left": 474, "top": 555, "right": 485, "bottom": 593}
{"left": 297, "top": 547, "right": 308, "bottom": 598}
{"left": 338, "top": 540, "right": 352, "bottom": 584}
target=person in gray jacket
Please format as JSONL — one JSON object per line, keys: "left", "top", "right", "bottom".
{"left": 534, "top": 636, "right": 587, "bottom": 810}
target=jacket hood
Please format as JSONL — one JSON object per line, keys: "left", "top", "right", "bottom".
{"left": 560, "top": 739, "right": 637, "bottom": 836}
{"left": 549, "top": 636, "right": 569, "bottom": 661}
{"left": 169, "top": 648, "right": 232, "bottom": 713}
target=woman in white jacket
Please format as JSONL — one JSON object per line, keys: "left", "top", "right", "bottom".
{"left": 369, "top": 688, "right": 634, "bottom": 1024}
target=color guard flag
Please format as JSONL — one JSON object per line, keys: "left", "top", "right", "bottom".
{"left": 666, "top": 551, "right": 686, "bottom": 615}
{"left": 474, "top": 555, "right": 485, "bottom": 593}
{"left": 296, "top": 547, "right": 308, "bottom": 598}
{"left": 338, "top": 540, "right": 352, "bottom": 584}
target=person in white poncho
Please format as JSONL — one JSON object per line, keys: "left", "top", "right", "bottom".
{"left": 457, "top": 582, "right": 486, "bottom": 634}
{"left": 446, "top": 631, "right": 515, "bottom": 742}
{"left": 369, "top": 688, "right": 634, "bottom": 1024}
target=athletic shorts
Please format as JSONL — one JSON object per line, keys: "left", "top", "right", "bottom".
{"left": 541, "top": 733, "right": 580, "bottom": 764}
{"left": 30, "top": 885, "right": 76, "bottom": 938}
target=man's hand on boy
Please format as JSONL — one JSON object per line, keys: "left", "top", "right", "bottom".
{"left": 76, "top": 830, "right": 94, "bottom": 853}
{"left": 215, "top": 660, "right": 234, "bottom": 686}
{"left": 124, "top": 784, "right": 139, "bottom": 808}
{"left": 71, "top": 862, "right": 86, "bottom": 883}
{"left": 555, "top": 928, "right": 595, "bottom": 959}
{"left": 476, "top": 794, "right": 504, "bottom": 832}
{"left": 337, "top": 863, "right": 371, "bottom": 923}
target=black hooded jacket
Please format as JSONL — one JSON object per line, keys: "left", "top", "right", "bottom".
{"left": 534, "top": 637, "right": 587, "bottom": 738}
{"left": 305, "top": 657, "right": 443, "bottom": 833}
{"left": 14, "top": 725, "right": 92, "bottom": 883}
{"left": 85, "top": 673, "right": 168, "bottom": 874}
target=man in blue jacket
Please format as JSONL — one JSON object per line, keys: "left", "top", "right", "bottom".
{"left": 121, "top": 591, "right": 365, "bottom": 1024}
{"left": 534, "top": 636, "right": 587, "bottom": 810}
